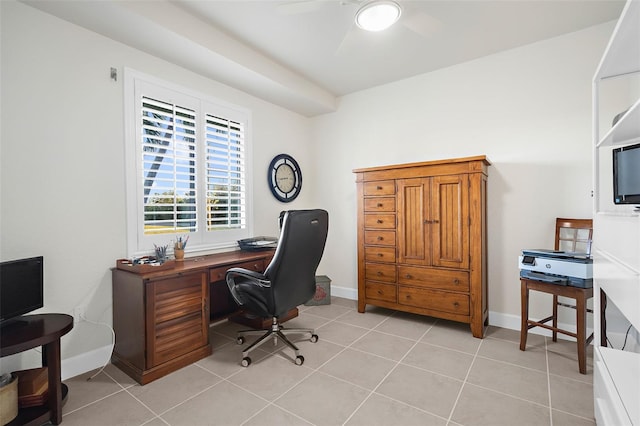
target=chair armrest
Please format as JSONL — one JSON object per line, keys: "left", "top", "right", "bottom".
{"left": 226, "top": 268, "right": 271, "bottom": 287}
{"left": 225, "top": 267, "right": 271, "bottom": 307}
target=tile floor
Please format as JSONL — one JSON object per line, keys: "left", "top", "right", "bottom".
{"left": 62, "top": 297, "right": 594, "bottom": 426}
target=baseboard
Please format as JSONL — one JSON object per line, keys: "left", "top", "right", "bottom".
{"left": 61, "top": 344, "right": 113, "bottom": 381}
{"left": 331, "top": 285, "right": 357, "bottom": 300}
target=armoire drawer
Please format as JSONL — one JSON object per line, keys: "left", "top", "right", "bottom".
{"left": 364, "top": 230, "right": 396, "bottom": 246}
{"left": 397, "top": 266, "right": 469, "bottom": 292}
{"left": 398, "top": 286, "right": 469, "bottom": 315}
{"left": 364, "top": 180, "right": 395, "bottom": 196}
{"left": 365, "top": 263, "right": 396, "bottom": 283}
{"left": 365, "top": 246, "right": 396, "bottom": 263}
{"left": 365, "top": 282, "right": 397, "bottom": 302}
{"left": 364, "top": 197, "right": 395, "bottom": 212}
{"left": 364, "top": 213, "right": 396, "bottom": 229}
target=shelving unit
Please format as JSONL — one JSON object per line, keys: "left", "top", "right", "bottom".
{"left": 592, "top": 0, "right": 640, "bottom": 424}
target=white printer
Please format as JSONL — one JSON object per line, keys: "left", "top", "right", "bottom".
{"left": 518, "top": 249, "right": 593, "bottom": 288}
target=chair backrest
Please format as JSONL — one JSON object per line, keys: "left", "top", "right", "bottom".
{"left": 555, "top": 218, "right": 593, "bottom": 254}
{"left": 264, "top": 209, "right": 329, "bottom": 316}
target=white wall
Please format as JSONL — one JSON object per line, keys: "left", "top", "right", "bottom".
{"left": 0, "top": 1, "right": 312, "bottom": 375}
{"left": 311, "top": 21, "right": 616, "bottom": 331}
{"left": 1, "top": 0, "right": 620, "bottom": 377}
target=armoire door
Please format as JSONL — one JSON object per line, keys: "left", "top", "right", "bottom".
{"left": 431, "top": 174, "right": 469, "bottom": 269}
{"left": 397, "top": 178, "right": 431, "bottom": 266}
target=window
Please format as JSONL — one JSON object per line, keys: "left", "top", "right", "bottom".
{"left": 125, "top": 70, "right": 252, "bottom": 256}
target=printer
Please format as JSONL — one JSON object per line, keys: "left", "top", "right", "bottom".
{"left": 518, "top": 249, "right": 593, "bottom": 288}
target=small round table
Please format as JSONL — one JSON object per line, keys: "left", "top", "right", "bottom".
{"left": 0, "top": 314, "right": 73, "bottom": 425}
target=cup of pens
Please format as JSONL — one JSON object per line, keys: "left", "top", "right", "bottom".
{"left": 174, "top": 235, "right": 189, "bottom": 261}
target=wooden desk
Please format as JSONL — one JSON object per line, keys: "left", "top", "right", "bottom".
{"left": 0, "top": 314, "right": 73, "bottom": 425}
{"left": 111, "top": 249, "right": 275, "bottom": 384}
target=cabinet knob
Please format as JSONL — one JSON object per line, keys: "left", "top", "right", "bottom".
{"left": 377, "top": 290, "right": 383, "bottom": 295}
{"left": 405, "top": 274, "right": 412, "bottom": 279}
{"left": 453, "top": 279, "right": 459, "bottom": 284}
{"left": 377, "top": 203, "right": 383, "bottom": 207}
{"left": 453, "top": 302, "right": 460, "bottom": 307}
{"left": 376, "top": 186, "right": 383, "bottom": 190}
{"left": 377, "top": 219, "right": 383, "bottom": 224}
{"left": 377, "top": 253, "right": 383, "bottom": 257}
{"left": 377, "top": 271, "right": 383, "bottom": 276}
{"left": 377, "top": 236, "right": 384, "bottom": 241}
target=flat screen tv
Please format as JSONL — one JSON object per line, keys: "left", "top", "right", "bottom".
{"left": 613, "top": 142, "right": 640, "bottom": 205}
{"left": 0, "top": 256, "right": 44, "bottom": 324}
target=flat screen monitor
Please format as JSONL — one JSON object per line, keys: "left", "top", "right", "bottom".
{"left": 613, "top": 142, "right": 640, "bottom": 205}
{"left": 0, "top": 256, "right": 44, "bottom": 323}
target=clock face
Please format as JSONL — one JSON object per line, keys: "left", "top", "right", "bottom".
{"left": 268, "top": 154, "right": 302, "bottom": 202}
{"left": 275, "top": 163, "right": 295, "bottom": 193}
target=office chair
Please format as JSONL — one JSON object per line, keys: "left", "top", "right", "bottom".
{"left": 520, "top": 218, "right": 593, "bottom": 374}
{"left": 226, "top": 209, "right": 328, "bottom": 367}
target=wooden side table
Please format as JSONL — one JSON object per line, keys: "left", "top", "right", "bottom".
{"left": 0, "top": 314, "right": 73, "bottom": 425}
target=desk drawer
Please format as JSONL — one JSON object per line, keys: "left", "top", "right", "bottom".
{"left": 398, "top": 286, "right": 469, "bottom": 315}
{"left": 364, "top": 197, "right": 395, "bottom": 212}
{"left": 397, "top": 266, "right": 469, "bottom": 292}
{"left": 209, "top": 260, "right": 265, "bottom": 283}
{"left": 364, "top": 180, "right": 395, "bottom": 196}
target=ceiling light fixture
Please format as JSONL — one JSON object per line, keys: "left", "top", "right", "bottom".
{"left": 355, "top": 0, "right": 402, "bottom": 32}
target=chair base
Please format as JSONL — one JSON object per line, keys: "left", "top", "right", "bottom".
{"left": 236, "top": 317, "right": 317, "bottom": 366}
{"left": 229, "top": 308, "right": 299, "bottom": 329}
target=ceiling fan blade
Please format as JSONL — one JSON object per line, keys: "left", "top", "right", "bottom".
{"left": 401, "top": 10, "right": 443, "bottom": 38}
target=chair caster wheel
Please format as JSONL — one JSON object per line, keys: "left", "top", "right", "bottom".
{"left": 295, "top": 355, "right": 304, "bottom": 366}
{"left": 241, "top": 357, "right": 251, "bottom": 367}
{"left": 310, "top": 334, "right": 319, "bottom": 343}
{"left": 237, "top": 337, "right": 245, "bottom": 345}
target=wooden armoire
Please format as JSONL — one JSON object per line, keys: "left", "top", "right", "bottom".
{"left": 354, "top": 156, "right": 490, "bottom": 338}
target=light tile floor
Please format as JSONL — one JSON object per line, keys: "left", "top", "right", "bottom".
{"left": 62, "top": 297, "right": 594, "bottom": 425}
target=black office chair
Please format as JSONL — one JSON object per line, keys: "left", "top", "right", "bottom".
{"left": 226, "top": 209, "right": 328, "bottom": 367}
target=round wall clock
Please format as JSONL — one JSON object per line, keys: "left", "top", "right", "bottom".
{"left": 268, "top": 154, "right": 302, "bottom": 202}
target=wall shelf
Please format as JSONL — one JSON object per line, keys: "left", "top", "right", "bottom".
{"left": 596, "top": 97, "right": 640, "bottom": 148}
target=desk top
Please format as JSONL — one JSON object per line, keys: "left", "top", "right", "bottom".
{"left": 0, "top": 314, "right": 74, "bottom": 356}
{"left": 114, "top": 249, "right": 275, "bottom": 280}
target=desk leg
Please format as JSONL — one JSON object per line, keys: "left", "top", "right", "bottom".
{"left": 42, "top": 340, "right": 63, "bottom": 424}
